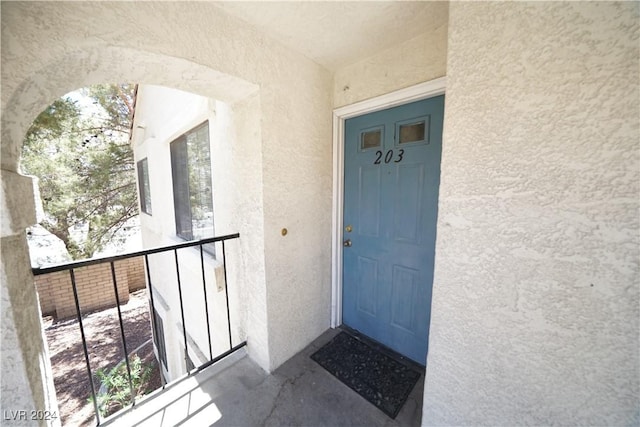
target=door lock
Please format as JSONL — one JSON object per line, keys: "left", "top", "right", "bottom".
{"left": 343, "top": 239, "right": 352, "bottom": 247}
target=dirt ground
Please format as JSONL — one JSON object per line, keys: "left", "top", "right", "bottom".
{"left": 44, "top": 289, "right": 162, "bottom": 426}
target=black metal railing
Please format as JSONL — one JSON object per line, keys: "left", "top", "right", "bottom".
{"left": 32, "top": 233, "right": 246, "bottom": 425}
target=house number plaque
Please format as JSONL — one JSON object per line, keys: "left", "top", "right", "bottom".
{"left": 374, "top": 149, "right": 404, "bottom": 165}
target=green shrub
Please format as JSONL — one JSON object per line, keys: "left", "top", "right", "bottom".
{"left": 90, "top": 354, "right": 153, "bottom": 418}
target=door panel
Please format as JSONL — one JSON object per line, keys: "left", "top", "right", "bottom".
{"left": 393, "top": 163, "right": 424, "bottom": 244}
{"left": 358, "top": 166, "right": 381, "bottom": 237}
{"left": 342, "top": 96, "right": 444, "bottom": 365}
{"left": 356, "top": 256, "right": 378, "bottom": 317}
{"left": 390, "top": 265, "right": 419, "bottom": 332}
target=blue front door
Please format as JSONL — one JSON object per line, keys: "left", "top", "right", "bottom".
{"left": 342, "top": 96, "right": 444, "bottom": 365}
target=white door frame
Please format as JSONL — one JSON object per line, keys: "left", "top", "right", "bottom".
{"left": 331, "top": 77, "right": 447, "bottom": 328}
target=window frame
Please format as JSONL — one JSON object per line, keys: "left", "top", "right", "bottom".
{"left": 137, "top": 158, "right": 152, "bottom": 215}
{"left": 169, "top": 121, "right": 216, "bottom": 256}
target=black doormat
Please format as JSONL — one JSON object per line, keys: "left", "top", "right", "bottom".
{"left": 310, "top": 331, "right": 421, "bottom": 419}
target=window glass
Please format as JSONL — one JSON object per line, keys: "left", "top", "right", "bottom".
{"left": 186, "top": 125, "right": 214, "bottom": 241}
{"left": 170, "top": 122, "right": 215, "bottom": 255}
{"left": 399, "top": 120, "right": 427, "bottom": 144}
{"left": 170, "top": 138, "right": 192, "bottom": 238}
{"left": 151, "top": 308, "right": 167, "bottom": 369}
{"left": 361, "top": 129, "right": 382, "bottom": 149}
{"left": 137, "top": 158, "right": 152, "bottom": 215}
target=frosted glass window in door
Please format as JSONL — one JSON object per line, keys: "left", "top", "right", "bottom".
{"left": 399, "top": 120, "right": 427, "bottom": 144}
{"left": 361, "top": 129, "right": 382, "bottom": 150}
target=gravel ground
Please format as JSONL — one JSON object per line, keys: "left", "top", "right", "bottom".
{"left": 44, "top": 289, "right": 162, "bottom": 426}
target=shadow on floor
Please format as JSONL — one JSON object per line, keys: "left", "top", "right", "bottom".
{"left": 104, "top": 328, "right": 424, "bottom": 426}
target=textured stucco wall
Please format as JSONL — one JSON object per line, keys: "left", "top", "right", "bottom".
{"left": 131, "top": 85, "right": 257, "bottom": 378}
{"left": 1, "top": 239, "right": 38, "bottom": 426}
{"left": 132, "top": 85, "right": 215, "bottom": 241}
{"left": 224, "top": 94, "right": 272, "bottom": 369}
{"left": 130, "top": 84, "right": 271, "bottom": 370}
{"left": 424, "top": 2, "right": 639, "bottom": 425}
{"left": 333, "top": 18, "right": 448, "bottom": 108}
{"left": 260, "top": 61, "right": 333, "bottom": 370}
{"left": 1, "top": 236, "right": 59, "bottom": 427}
{"left": 1, "top": 1, "right": 332, "bottom": 377}
{"left": 1, "top": 169, "right": 59, "bottom": 425}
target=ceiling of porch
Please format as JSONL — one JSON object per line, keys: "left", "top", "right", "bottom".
{"left": 213, "top": 1, "right": 449, "bottom": 71}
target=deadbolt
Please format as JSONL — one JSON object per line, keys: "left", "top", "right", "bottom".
{"left": 345, "top": 225, "right": 353, "bottom": 233}
{"left": 343, "top": 239, "right": 352, "bottom": 247}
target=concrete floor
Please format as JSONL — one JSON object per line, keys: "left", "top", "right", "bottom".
{"left": 105, "top": 328, "right": 424, "bottom": 427}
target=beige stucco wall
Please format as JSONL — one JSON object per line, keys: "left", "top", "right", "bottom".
{"left": 1, "top": 0, "right": 332, "bottom": 389}
{"left": 131, "top": 85, "right": 256, "bottom": 379}
{"left": 260, "top": 70, "right": 333, "bottom": 369}
{"left": 423, "top": 2, "right": 639, "bottom": 425}
{"left": 1, "top": 167, "right": 59, "bottom": 425}
{"left": 3, "top": 2, "right": 638, "bottom": 424}
{"left": 333, "top": 17, "right": 448, "bottom": 108}
{"left": 132, "top": 84, "right": 215, "bottom": 242}
{"left": 1, "top": 234, "right": 60, "bottom": 427}
{"left": 3, "top": 156, "right": 60, "bottom": 425}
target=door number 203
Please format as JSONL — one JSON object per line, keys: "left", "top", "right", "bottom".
{"left": 374, "top": 149, "right": 404, "bottom": 165}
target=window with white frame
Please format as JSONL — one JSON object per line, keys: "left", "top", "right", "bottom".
{"left": 137, "top": 158, "right": 152, "bottom": 215}
{"left": 169, "top": 122, "right": 215, "bottom": 254}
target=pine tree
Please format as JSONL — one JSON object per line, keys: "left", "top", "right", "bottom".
{"left": 21, "top": 84, "right": 138, "bottom": 260}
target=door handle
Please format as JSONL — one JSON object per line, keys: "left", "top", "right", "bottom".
{"left": 343, "top": 239, "right": 352, "bottom": 247}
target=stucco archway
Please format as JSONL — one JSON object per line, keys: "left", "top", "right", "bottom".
{"left": 2, "top": 46, "right": 259, "bottom": 171}
{"left": 1, "top": 45, "right": 263, "bottom": 418}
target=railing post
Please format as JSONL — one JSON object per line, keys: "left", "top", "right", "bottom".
{"left": 33, "top": 233, "right": 243, "bottom": 422}
{"left": 110, "top": 261, "right": 135, "bottom": 408}
{"left": 144, "top": 254, "right": 166, "bottom": 388}
{"left": 222, "top": 240, "right": 233, "bottom": 350}
{"left": 174, "top": 249, "right": 190, "bottom": 372}
{"left": 69, "top": 268, "right": 101, "bottom": 425}
{"left": 200, "top": 245, "right": 214, "bottom": 361}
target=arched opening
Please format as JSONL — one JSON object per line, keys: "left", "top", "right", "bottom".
{"left": 3, "top": 46, "right": 260, "bottom": 168}
{"left": 2, "top": 45, "right": 269, "bottom": 424}
{"left": 21, "top": 83, "right": 150, "bottom": 424}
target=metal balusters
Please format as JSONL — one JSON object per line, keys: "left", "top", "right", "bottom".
{"left": 69, "top": 268, "right": 101, "bottom": 426}
{"left": 174, "top": 249, "right": 190, "bottom": 372}
{"left": 144, "top": 254, "right": 166, "bottom": 389}
{"left": 194, "top": 342, "right": 248, "bottom": 374}
{"left": 32, "top": 233, "right": 241, "bottom": 275}
{"left": 110, "top": 261, "right": 135, "bottom": 408}
{"left": 222, "top": 240, "right": 233, "bottom": 350}
{"left": 200, "top": 245, "right": 214, "bottom": 360}
{"left": 31, "top": 233, "right": 245, "bottom": 423}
